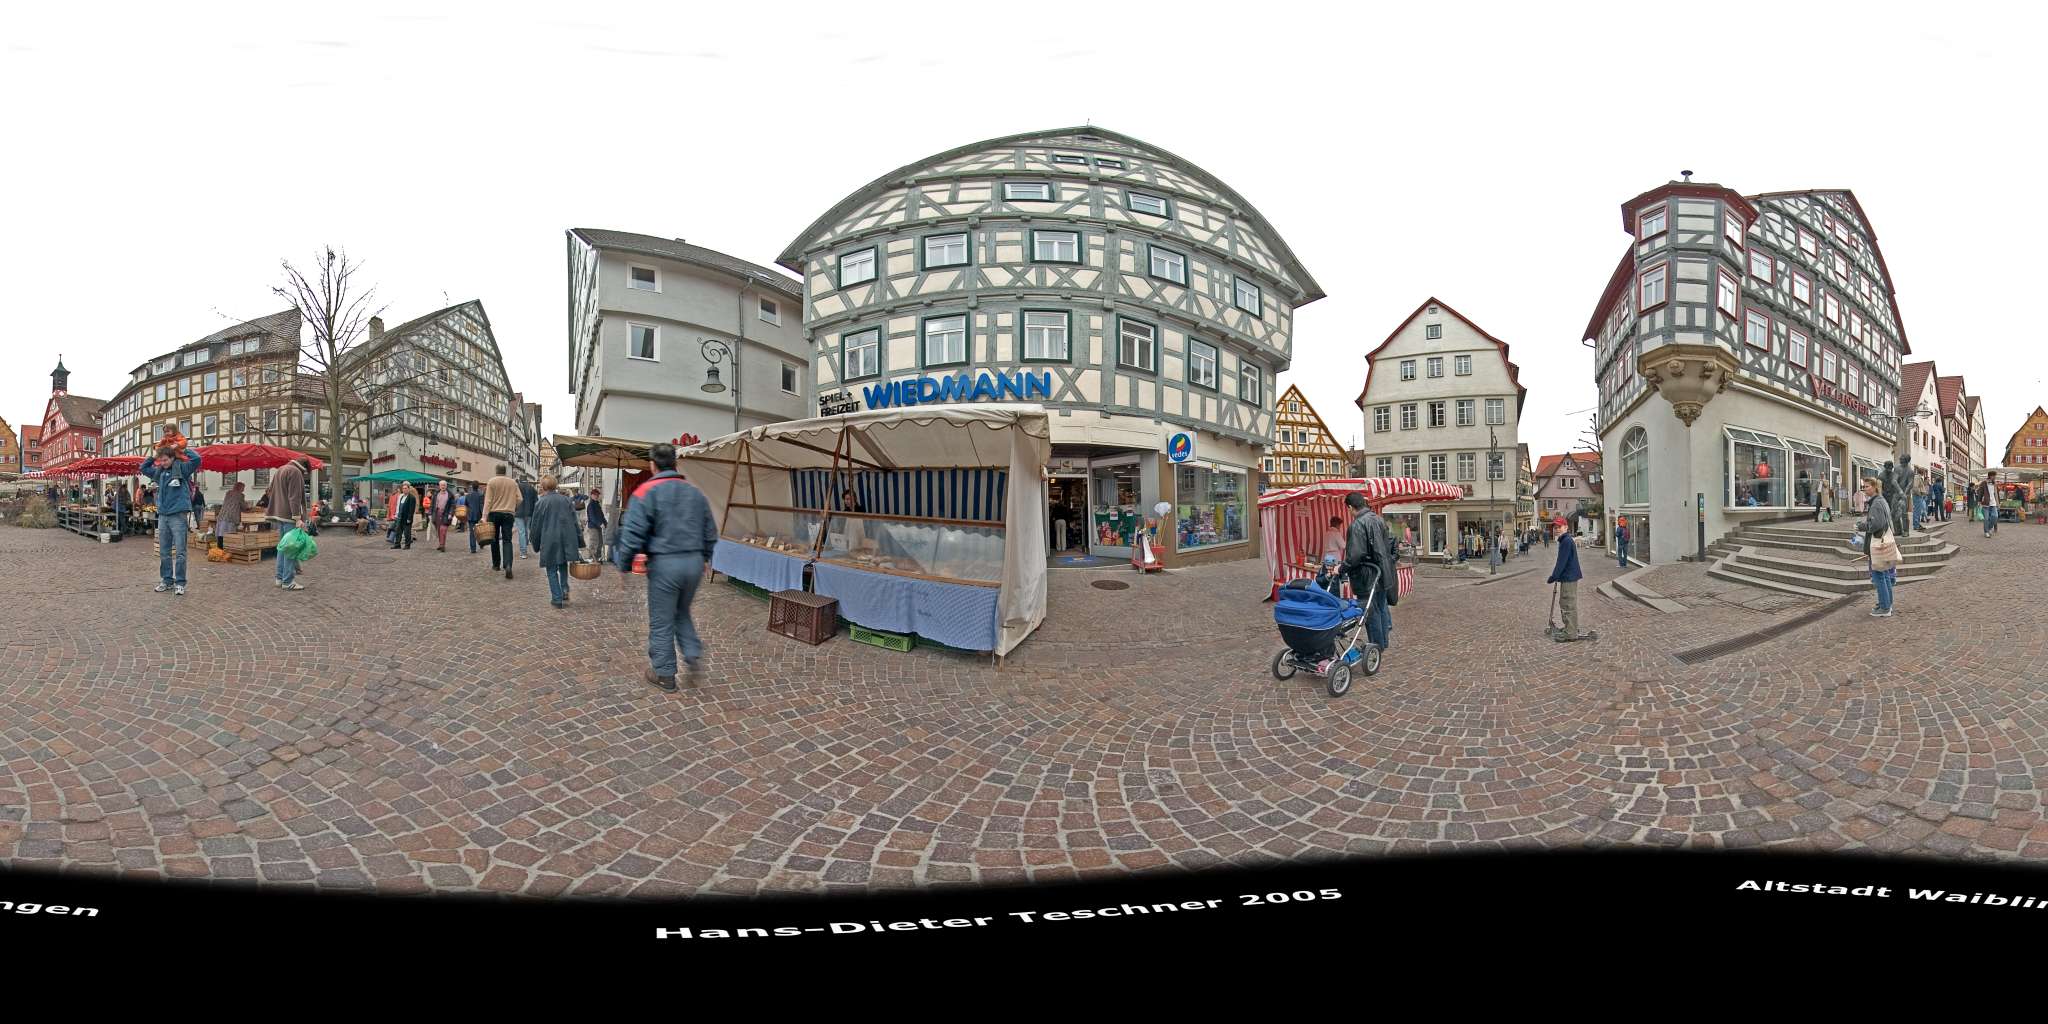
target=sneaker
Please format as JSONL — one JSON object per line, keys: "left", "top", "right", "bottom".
{"left": 550, "top": 599, "right": 564, "bottom": 609}
{"left": 174, "top": 585, "right": 186, "bottom": 596}
{"left": 1871, "top": 608, "right": 1892, "bottom": 617}
{"left": 154, "top": 582, "right": 171, "bottom": 593}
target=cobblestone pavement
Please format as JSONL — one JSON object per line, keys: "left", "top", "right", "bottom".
{"left": 2, "top": 517, "right": 2046, "bottom": 899}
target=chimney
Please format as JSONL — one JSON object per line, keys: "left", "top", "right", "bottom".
{"left": 370, "top": 316, "right": 385, "bottom": 342}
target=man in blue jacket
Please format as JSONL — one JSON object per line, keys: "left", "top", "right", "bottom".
{"left": 613, "top": 443, "right": 720, "bottom": 692}
{"left": 139, "top": 446, "right": 202, "bottom": 595}
{"left": 462, "top": 481, "right": 486, "bottom": 555}
{"left": 1546, "top": 516, "right": 1594, "bottom": 642}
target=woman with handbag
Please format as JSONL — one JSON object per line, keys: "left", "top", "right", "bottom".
{"left": 1856, "top": 476, "right": 1896, "bottom": 618}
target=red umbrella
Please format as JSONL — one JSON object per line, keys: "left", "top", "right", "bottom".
{"left": 47, "top": 456, "right": 145, "bottom": 477}
{"left": 190, "top": 443, "right": 325, "bottom": 473}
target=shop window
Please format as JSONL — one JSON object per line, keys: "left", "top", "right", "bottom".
{"left": 1173, "top": 462, "right": 1246, "bottom": 550}
{"left": 1726, "top": 426, "right": 1790, "bottom": 507}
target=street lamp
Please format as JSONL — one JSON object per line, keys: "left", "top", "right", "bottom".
{"left": 700, "top": 338, "right": 739, "bottom": 434}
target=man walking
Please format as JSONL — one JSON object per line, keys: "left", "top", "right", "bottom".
{"left": 613, "top": 443, "right": 720, "bottom": 692}
{"left": 485, "top": 470, "right": 521, "bottom": 578}
{"left": 139, "top": 445, "right": 202, "bottom": 594}
{"left": 265, "top": 456, "right": 309, "bottom": 591}
{"left": 463, "top": 481, "right": 486, "bottom": 554}
{"left": 585, "top": 485, "right": 609, "bottom": 560}
{"left": 1338, "top": 492, "right": 1397, "bottom": 654}
{"left": 1546, "top": 516, "right": 1593, "bottom": 642}
{"left": 516, "top": 476, "right": 539, "bottom": 559}
{"left": 1980, "top": 472, "right": 2000, "bottom": 536}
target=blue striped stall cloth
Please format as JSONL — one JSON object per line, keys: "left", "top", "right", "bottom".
{"left": 810, "top": 561, "right": 999, "bottom": 652}
{"left": 791, "top": 468, "right": 1007, "bottom": 523}
{"left": 711, "top": 541, "right": 808, "bottom": 594}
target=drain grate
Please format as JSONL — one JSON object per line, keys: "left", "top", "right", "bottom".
{"left": 1673, "top": 594, "right": 1860, "bottom": 664}
{"left": 1090, "top": 580, "right": 1131, "bottom": 591}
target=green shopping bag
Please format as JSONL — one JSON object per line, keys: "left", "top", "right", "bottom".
{"left": 278, "top": 527, "right": 318, "bottom": 562}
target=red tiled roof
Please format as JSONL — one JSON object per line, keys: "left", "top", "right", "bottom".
{"left": 1355, "top": 297, "right": 1526, "bottom": 415}
{"left": 1899, "top": 361, "right": 1936, "bottom": 417}
{"left": 1934, "top": 376, "right": 1965, "bottom": 420}
{"left": 1533, "top": 451, "right": 1600, "bottom": 479}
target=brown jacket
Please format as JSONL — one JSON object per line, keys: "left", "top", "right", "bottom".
{"left": 484, "top": 475, "right": 521, "bottom": 517}
{"left": 266, "top": 461, "right": 306, "bottom": 522}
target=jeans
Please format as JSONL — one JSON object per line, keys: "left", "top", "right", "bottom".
{"left": 645, "top": 553, "right": 707, "bottom": 677}
{"left": 1366, "top": 589, "right": 1392, "bottom": 651}
{"left": 517, "top": 516, "right": 532, "bottom": 555}
{"left": 1913, "top": 496, "right": 1925, "bottom": 530}
{"left": 468, "top": 519, "right": 480, "bottom": 552}
{"left": 158, "top": 513, "right": 190, "bottom": 586}
{"left": 489, "top": 512, "right": 515, "bottom": 569}
{"left": 277, "top": 550, "right": 299, "bottom": 586}
{"left": 1985, "top": 506, "right": 1998, "bottom": 535}
{"left": 545, "top": 563, "right": 569, "bottom": 603}
{"left": 1871, "top": 566, "right": 1895, "bottom": 612}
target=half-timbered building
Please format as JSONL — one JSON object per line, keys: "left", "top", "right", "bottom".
{"left": 2006, "top": 407, "right": 2048, "bottom": 470}
{"left": 37, "top": 359, "right": 107, "bottom": 475}
{"left": 1588, "top": 181, "right": 1912, "bottom": 563}
{"left": 1264, "top": 385, "right": 1350, "bottom": 488}
{"left": 780, "top": 126, "right": 1325, "bottom": 566}
{"left": 338, "top": 300, "right": 523, "bottom": 487}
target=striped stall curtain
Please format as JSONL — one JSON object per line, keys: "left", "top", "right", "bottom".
{"left": 790, "top": 468, "right": 1008, "bottom": 523}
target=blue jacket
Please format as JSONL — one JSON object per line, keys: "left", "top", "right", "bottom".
{"left": 586, "top": 497, "right": 607, "bottom": 529}
{"left": 612, "top": 471, "right": 718, "bottom": 571}
{"left": 1547, "top": 533, "right": 1583, "bottom": 584}
{"left": 138, "top": 448, "right": 203, "bottom": 515}
{"left": 462, "top": 488, "right": 485, "bottom": 521}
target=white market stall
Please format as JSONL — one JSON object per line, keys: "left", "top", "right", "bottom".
{"left": 677, "top": 405, "right": 1052, "bottom": 658}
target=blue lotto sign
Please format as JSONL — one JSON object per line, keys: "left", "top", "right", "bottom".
{"left": 1166, "top": 432, "right": 1195, "bottom": 464}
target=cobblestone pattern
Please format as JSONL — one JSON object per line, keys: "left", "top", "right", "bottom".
{"left": 2, "top": 519, "right": 2045, "bottom": 899}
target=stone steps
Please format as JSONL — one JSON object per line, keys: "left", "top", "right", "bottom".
{"left": 1724, "top": 547, "right": 1945, "bottom": 582}
{"left": 1708, "top": 541, "right": 1952, "bottom": 598}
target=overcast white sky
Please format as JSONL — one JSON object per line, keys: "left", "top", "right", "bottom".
{"left": 5, "top": 1, "right": 2043, "bottom": 464}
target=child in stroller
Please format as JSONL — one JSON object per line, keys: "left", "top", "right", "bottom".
{"left": 1270, "top": 556, "right": 1382, "bottom": 697}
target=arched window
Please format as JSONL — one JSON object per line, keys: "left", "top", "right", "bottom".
{"left": 1622, "top": 428, "right": 1649, "bottom": 505}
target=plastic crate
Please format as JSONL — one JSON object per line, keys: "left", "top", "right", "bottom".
{"left": 768, "top": 590, "right": 838, "bottom": 646}
{"left": 849, "top": 625, "right": 913, "bottom": 653}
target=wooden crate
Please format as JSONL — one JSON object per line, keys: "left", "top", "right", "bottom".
{"left": 768, "top": 590, "right": 838, "bottom": 646}
{"left": 223, "top": 531, "right": 278, "bottom": 553}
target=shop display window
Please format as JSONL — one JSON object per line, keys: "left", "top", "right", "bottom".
{"left": 1724, "top": 426, "right": 1789, "bottom": 508}
{"left": 1174, "top": 463, "right": 1246, "bottom": 550}
{"left": 1091, "top": 462, "right": 1143, "bottom": 549}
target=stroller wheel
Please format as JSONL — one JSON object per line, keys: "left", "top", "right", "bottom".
{"left": 1327, "top": 662, "right": 1352, "bottom": 698}
{"left": 1270, "top": 648, "right": 1297, "bottom": 680}
{"left": 1361, "top": 645, "right": 1382, "bottom": 677}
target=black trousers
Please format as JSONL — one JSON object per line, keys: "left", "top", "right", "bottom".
{"left": 488, "top": 512, "right": 515, "bottom": 569}
{"left": 394, "top": 515, "right": 414, "bottom": 548}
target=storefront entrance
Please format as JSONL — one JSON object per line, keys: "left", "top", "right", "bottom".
{"left": 1047, "top": 476, "right": 1086, "bottom": 553}
{"left": 1089, "top": 458, "right": 1143, "bottom": 559}
{"left": 1428, "top": 513, "right": 1448, "bottom": 557}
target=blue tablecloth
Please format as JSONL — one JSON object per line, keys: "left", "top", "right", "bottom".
{"left": 712, "top": 542, "right": 808, "bottom": 594}
{"left": 810, "top": 561, "right": 1000, "bottom": 652}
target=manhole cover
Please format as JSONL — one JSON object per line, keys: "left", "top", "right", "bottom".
{"left": 1090, "top": 580, "right": 1130, "bottom": 591}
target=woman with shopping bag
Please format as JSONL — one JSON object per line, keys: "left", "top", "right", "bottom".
{"left": 1855, "top": 476, "right": 1897, "bottom": 618}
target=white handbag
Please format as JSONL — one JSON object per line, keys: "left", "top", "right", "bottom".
{"left": 1869, "top": 532, "right": 1902, "bottom": 571}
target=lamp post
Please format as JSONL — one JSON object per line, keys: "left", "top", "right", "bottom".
{"left": 1488, "top": 427, "right": 1500, "bottom": 573}
{"left": 700, "top": 338, "right": 739, "bottom": 434}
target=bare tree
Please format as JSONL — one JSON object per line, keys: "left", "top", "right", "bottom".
{"left": 1578, "top": 411, "right": 1604, "bottom": 456}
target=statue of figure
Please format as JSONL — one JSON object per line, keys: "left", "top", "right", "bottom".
{"left": 1891, "top": 452, "right": 1915, "bottom": 538}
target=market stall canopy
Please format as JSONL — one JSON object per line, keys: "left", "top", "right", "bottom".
{"left": 352, "top": 469, "right": 444, "bottom": 484}
{"left": 552, "top": 434, "right": 655, "bottom": 469}
{"left": 185, "top": 443, "right": 324, "bottom": 473}
{"left": 1258, "top": 478, "right": 1462, "bottom": 599}
{"left": 677, "top": 405, "right": 1053, "bottom": 656}
{"left": 48, "top": 456, "right": 150, "bottom": 477}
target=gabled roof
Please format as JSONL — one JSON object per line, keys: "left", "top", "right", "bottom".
{"left": 1533, "top": 451, "right": 1600, "bottom": 479}
{"left": 1276, "top": 384, "right": 1347, "bottom": 456}
{"left": 1964, "top": 395, "right": 1983, "bottom": 423}
{"left": 1355, "top": 297, "right": 1525, "bottom": 416}
{"left": 1899, "top": 361, "right": 1936, "bottom": 417}
{"left": 1934, "top": 375, "right": 1965, "bottom": 420}
{"left": 377, "top": 299, "right": 479, "bottom": 342}
{"left": 50, "top": 395, "right": 107, "bottom": 432}
{"left": 775, "top": 126, "right": 1325, "bottom": 304}
{"left": 570, "top": 229, "right": 802, "bottom": 299}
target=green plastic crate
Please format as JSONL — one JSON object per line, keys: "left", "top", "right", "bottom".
{"left": 849, "top": 625, "right": 913, "bottom": 653}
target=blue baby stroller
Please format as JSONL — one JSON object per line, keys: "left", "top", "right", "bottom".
{"left": 1270, "top": 558, "right": 1382, "bottom": 697}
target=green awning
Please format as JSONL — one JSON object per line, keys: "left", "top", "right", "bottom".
{"left": 352, "top": 469, "right": 444, "bottom": 484}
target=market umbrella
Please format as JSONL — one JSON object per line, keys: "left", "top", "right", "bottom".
{"left": 552, "top": 434, "right": 654, "bottom": 469}
{"left": 47, "top": 456, "right": 148, "bottom": 477}
{"left": 352, "top": 469, "right": 445, "bottom": 484}
{"left": 189, "top": 443, "right": 325, "bottom": 473}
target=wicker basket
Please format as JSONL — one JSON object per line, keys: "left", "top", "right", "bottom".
{"left": 768, "top": 590, "right": 838, "bottom": 646}
{"left": 569, "top": 561, "right": 602, "bottom": 581}
{"left": 474, "top": 521, "right": 496, "bottom": 542}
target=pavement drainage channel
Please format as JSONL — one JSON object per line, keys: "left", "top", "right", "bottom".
{"left": 1467, "top": 568, "right": 1537, "bottom": 586}
{"left": 1671, "top": 594, "right": 1861, "bottom": 665}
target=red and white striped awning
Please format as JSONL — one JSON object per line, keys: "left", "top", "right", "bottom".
{"left": 1258, "top": 477, "right": 1464, "bottom": 599}
{"left": 1257, "top": 476, "right": 1465, "bottom": 510}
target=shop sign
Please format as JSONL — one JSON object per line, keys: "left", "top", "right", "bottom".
{"left": 421, "top": 454, "right": 457, "bottom": 470}
{"left": 862, "top": 371, "right": 1052, "bottom": 410}
{"left": 1166, "top": 432, "right": 1196, "bottom": 464}
{"left": 1049, "top": 457, "right": 1088, "bottom": 476}
{"left": 1809, "top": 373, "right": 1871, "bottom": 415}
{"left": 818, "top": 390, "right": 859, "bottom": 417}
{"left": 671, "top": 434, "right": 701, "bottom": 448}
{"left": 372, "top": 454, "right": 396, "bottom": 465}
